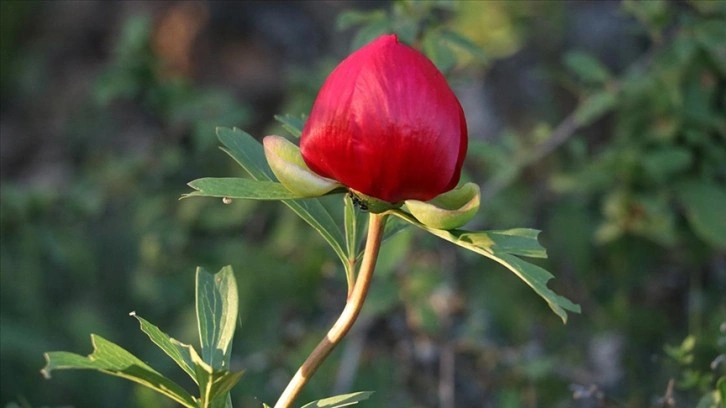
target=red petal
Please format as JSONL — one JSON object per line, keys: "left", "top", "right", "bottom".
{"left": 301, "top": 34, "right": 467, "bottom": 203}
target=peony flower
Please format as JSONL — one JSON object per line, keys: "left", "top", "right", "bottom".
{"left": 300, "top": 34, "right": 467, "bottom": 204}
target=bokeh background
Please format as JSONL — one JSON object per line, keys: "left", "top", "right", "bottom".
{"left": 1, "top": 1, "right": 724, "bottom": 407}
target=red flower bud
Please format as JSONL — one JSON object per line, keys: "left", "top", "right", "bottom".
{"left": 300, "top": 34, "right": 468, "bottom": 204}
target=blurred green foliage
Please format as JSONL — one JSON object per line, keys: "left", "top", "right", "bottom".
{"left": 1, "top": 1, "right": 724, "bottom": 407}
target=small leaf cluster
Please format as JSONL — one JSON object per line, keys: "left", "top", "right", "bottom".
{"left": 337, "top": 0, "right": 488, "bottom": 73}
{"left": 42, "top": 267, "right": 371, "bottom": 408}
{"left": 42, "top": 267, "right": 242, "bottom": 408}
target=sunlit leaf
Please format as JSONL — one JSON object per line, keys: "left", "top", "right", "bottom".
{"left": 391, "top": 210, "right": 580, "bottom": 323}
{"left": 130, "top": 312, "right": 197, "bottom": 383}
{"left": 190, "top": 350, "right": 244, "bottom": 408}
{"left": 301, "top": 391, "right": 374, "bottom": 408}
{"left": 460, "top": 228, "right": 547, "bottom": 259}
{"left": 41, "top": 335, "right": 196, "bottom": 408}
{"left": 184, "top": 178, "right": 304, "bottom": 200}
{"left": 196, "top": 266, "right": 238, "bottom": 370}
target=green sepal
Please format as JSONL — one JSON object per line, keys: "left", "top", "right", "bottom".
{"left": 404, "top": 182, "right": 480, "bottom": 230}
{"left": 263, "top": 135, "right": 341, "bottom": 197}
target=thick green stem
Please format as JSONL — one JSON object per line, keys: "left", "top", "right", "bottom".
{"left": 274, "top": 212, "right": 388, "bottom": 408}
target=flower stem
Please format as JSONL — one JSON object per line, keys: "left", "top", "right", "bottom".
{"left": 274, "top": 212, "right": 388, "bottom": 408}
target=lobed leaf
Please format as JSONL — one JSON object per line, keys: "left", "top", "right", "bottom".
{"left": 130, "top": 312, "right": 197, "bottom": 383}
{"left": 41, "top": 335, "right": 196, "bottom": 408}
{"left": 390, "top": 210, "right": 581, "bottom": 323}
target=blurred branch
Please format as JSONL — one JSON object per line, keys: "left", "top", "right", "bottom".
{"left": 481, "top": 33, "right": 664, "bottom": 201}
{"left": 438, "top": 341, "right": 455, "bottom": 408}
{"left": 481, "top": 113, "right": 580, "bottom": 201}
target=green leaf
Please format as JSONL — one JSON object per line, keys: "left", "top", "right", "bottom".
{"left": 185, "top": 178, "right": 305, "bottom": 200}
{"left": 350, "top": 18, "right": 391, "bottom": 52}
{"left": 300, "top": 391, "right": 374, "bottom": 408}
{"left": 130, "top": 312, "right": 197, "bottom": 383}
{"left": 460, "top": 228, "right": 548, "bottom": 259}
{"left": 676, "top": 180, "right": 726, "bottom": 249}
{"left": 564, "top": 51, "right": 611, "bottom": 84}
{"left": 390, "top": 210, "right": 580, "bottom": 323}
{"left": 343, "top": 194, "right": 358, "bottom": 288}
{"left": 41, "top": 335, "right": 196, "bottom": 408}
{"left": 382, "top": 216, "right": 411, "bottom": 243}
{"left": 422, "top": 32, "right": 456, "bottom": 73}
{"left": 440, "top": 29, "right": 489, "bottom": 63}
{"left": 641, "top": 148, "right": 692, "bottom": 181}
{"left": 191, "top": 350, "right": 244, "bottom": 408}
{"left": 574, "top": 90, "right": 617, "bottom": 126}
{"left": 622, "top": 0, "right": 671, "bottom": 35}
{"left": 196, "top": 266, "right": 238, "bottom": 370}
{"left": 132, "top": 310, "right": 242, "bottom": 408}
{"left": 215, "top": 127, "right": 348, "bottom": 270}
{"left": 344, "top": 193, "right": 358, "bottom": 262}
{"left": 217, "top": 127, "right": 276, "bottom": 181}
{"left": 336, "top": 10, "right": 386, "bottom": 31}
{"left": 694, "top": 19, "right": 726, "bottom": 75}
{"left": 274, "top": 114, "right": 306, "bottom": 138}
